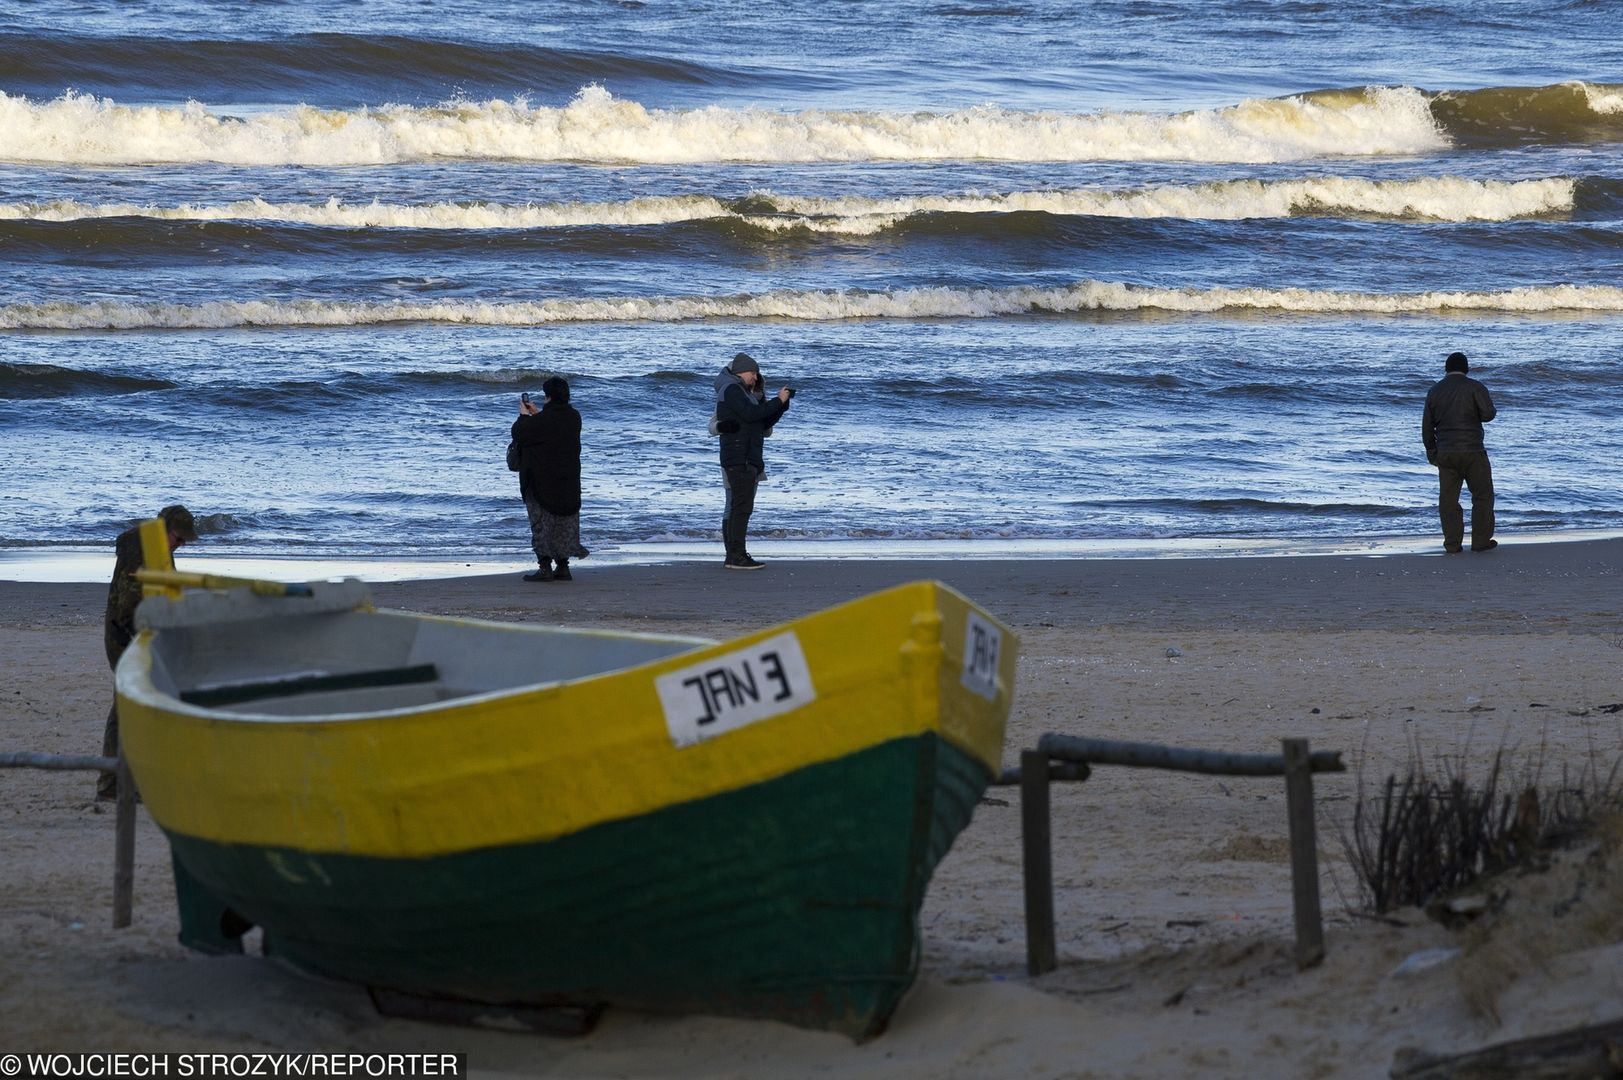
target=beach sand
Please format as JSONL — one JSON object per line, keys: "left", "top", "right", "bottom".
{"left": 3, "top": 540, "right": 1621, "bottom": 1078}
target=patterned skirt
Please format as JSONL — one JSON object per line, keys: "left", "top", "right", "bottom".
{"left": 524, "top": 495, "right": 589, "bottom": 561}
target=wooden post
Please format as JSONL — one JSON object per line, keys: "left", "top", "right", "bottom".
{"left": 1038, "top": 733, "right": 1344, "bottom": 777}
{"left": 113, "top": 757, "right": 135, "bottom": 929}
{"left": 1282, "top": 738, "right": 1324, "bottom": 969}
{"left": 0, "top": 752, "right": 118, "bottom": 772}
{"left": 1020, "top": 748, "right": 1056, "bottom": 976}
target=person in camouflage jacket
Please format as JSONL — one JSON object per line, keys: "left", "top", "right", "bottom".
{"left": 100, "top": 504, "right": 198, "bottom": 799}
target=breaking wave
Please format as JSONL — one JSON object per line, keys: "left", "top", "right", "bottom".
{"left": 3, "top": 81, "right": 1617, "bottom": 167}
{"left": 0, "top": 84, "right": 1449, "bottom": 165}
{"left": 1425, "top": 81, "right": 1623, "bottom": 145}
{"left": 7, "top": 281, "right": 1623, "bottom": 330}
{"left": 0, "top": 177, "right": 1581, "bottom": 240}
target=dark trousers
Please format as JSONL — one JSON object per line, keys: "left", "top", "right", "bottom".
{"left": 1435, "top": 450, "right": 1494, "bottom": 550}
{"left": 722, "top": 465, "right": 759, "bottom": 558}
{"left": 101, "top": 624, "right": 130, "bottom": 797}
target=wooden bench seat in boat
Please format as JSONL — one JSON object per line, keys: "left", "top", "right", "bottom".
{"left": 179, "top": 663, "right": 441, "bottom": 708}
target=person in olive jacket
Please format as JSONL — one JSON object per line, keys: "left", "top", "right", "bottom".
{"left": 1422, "top": 351, "right": 1498, "bottom": 553}
{"left": 101, "top": 504, "right": 197, "bottom": 799}
{"left": 512, "top": 376, "right": 588, "bottom": 581}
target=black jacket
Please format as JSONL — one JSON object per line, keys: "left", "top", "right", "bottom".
{"left": 715, "top": 370, "right": 788, "bottom": 470}
{"left": 1422, "top": 372, "right": 1496, "bottom": 461}
{"left": 511, "top": 402, "right": 582, "bottom": 515}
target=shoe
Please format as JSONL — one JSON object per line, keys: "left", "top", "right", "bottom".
{"left": 725, "top": 555, "right": 764, "bottom": 570}
{"left": 1472, "top": 539, "right": 1498, "bottom": 552}
{"left": 523, "top": 567, "right": 553, "bottom": 582}
{"left": 551, "top": 565, "right": 573, "bottom": 581}
{"left": 1444, "top": 545, "right": 1464, "bottom": 554}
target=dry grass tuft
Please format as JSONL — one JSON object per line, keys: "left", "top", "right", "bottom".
{"left": 1340, "top": 743, "right": 1623, "bottom": 914}
{"left": 1339, "top": 742, "right": 1623, "bottom": 1024}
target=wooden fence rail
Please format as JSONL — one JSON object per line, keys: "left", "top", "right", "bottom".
{"left": 1, "top": 751, "right": 136, "bottom": 929}
{"left": 993, "top": 735, "right": 1345, "bottom": 976}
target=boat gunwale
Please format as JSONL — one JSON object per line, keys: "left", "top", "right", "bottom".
{"left": 119, "top": 604, "right": 718, "bottom": 725}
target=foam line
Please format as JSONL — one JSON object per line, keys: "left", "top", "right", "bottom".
{"left": 5, "top": 281, "right": 1622, "bottom": 330}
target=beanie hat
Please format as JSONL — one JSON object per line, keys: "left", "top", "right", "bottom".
{"left": 730, "top": 352, "right": 759, "bottom": 375}
{"left": 1445, "top": 351, "right": 1469, "bottom": 373}
{"left": 158, "top": 504, "right": 198, "bottom": 541}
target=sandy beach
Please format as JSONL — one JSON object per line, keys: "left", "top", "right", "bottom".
{"left": 3, "top": 540, "right": 1622, "bottom": 1078}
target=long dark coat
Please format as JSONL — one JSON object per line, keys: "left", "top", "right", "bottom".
{"left": 511, "top": 401, "right": 582, "bottom": 516}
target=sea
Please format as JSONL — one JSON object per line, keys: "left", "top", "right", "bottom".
{"left": 2, "top": 1, "right": 1621, "bottom": 574}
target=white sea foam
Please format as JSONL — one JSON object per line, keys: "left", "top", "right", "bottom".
{"left": 5, "top": 281, "right": 1621, "bottom": 330}
{"left": 750, "top": 176, "right": 1575, "bottom": 228}
{"left": 0, "top": 177, "right": 1572, "bottom": 235}
{"left": 0, "top": 194, "right": 738, "bottom": 229}
{"left": 1581, "top": 82, "right": 1623, "bottom": 115}
{"left": 0, "top": 84, "right": 1449, "bottom": 165}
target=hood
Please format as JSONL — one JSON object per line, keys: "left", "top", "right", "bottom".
{"left": 715, "top": 365, "right": 761, "bottom": 403}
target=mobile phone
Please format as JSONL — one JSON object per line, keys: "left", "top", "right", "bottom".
{"left": 521, "top": 392, "right": 531, "bottom": 405}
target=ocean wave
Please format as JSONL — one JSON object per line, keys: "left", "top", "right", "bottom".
{"left": 0, "top": 177, "right": 1579, "bottom": 247}
{"left": 1, "top": 78, "right": 1617, "bottom": 166}
{"left": 1189, "top": 498, "right": 1412, "bottom": 518}
{"left": 0, "top": 84, "right": 1449, "bottom": 165}
{"left": 1585, "top": 84, "right": 1623, "bottom": 115}
{"left": 746, "top": 176, "right": 1580, "bottom": 227}
{"left": 0, "top": 361, "right": 176, "bottom": 397}
{"left": 0, "top": 32, "right": 748, "bottom": 105}
{"left": 1424, "top": 81, "right": 1623, "bottom": 145}
{"left": 0, "top": 194, "right": 736, "bottom": 229}
{"left": 1067, "top": 496, "right": 1413, "bottom": 518}
{"left": 392, "top": 367, "right": 708, "bottom": 386}
{"left": 6, "top": 281, "right": 1623, "bottom": 330}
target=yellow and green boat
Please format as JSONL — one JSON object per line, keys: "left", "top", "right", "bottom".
{"left": 116, "top": 538, "right": 1016, "bottom": 1039}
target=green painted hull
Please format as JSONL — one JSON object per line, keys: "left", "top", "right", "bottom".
{"left": 164, "top": 733, "right": 989, "bottom": 1039}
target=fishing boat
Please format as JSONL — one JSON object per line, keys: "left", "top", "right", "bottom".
{"left": 115, "top": 522, "right": 1017, "bottom": 1039}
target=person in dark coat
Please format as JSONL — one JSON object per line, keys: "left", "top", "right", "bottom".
{"left": 512, "top": 375, "right": 589, "bottom": 581}
{"left": 714, "top": 352, "right": 791, "bottom": 569}
{"left": 1422, "top": 351, "right": 1498, "bottom": 553}
{"left": 101, "top": 504, "right": 197, "bottom": 799}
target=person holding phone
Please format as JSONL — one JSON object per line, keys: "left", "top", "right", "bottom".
{"left": 713, "top": 352, "right": 792, "bottom": 570}
{"left": 512, "top": 376, "right": 588, "bottom": 581}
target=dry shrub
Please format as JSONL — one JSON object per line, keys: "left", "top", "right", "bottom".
{"left": 1341, "top": 743, "right": 1623, "bottom": 915}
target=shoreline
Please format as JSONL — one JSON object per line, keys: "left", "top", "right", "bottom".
{"left": 4, "top": 527, "right": 1623, "bottom": 584}
{"left": 5, "top": 534, "right": 1619, "bottom": 640}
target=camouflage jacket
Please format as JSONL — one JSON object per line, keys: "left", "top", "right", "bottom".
{"left": 104, "top": 526, "right": 147, "bottom": 645}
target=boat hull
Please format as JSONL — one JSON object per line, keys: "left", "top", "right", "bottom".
{"left": 165, "top": 731, "right": 986, "bottom": 1037}
{"left": 118, "top": 581, "right": 1016, "bottom": 1038}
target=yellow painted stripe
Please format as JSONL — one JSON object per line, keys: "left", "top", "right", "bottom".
{"left": 119, "top": 581, "right": 1016, "bottom": 858}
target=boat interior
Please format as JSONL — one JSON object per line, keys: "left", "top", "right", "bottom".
{"left": 137, "top": 586, "right": 708, "bottom": 718}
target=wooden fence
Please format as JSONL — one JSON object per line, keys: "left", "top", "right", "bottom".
{"left": 0, "top": 752, "right": 136, "bottom": 928}
{"left": 991, "top": 734, "right": 1345, "bottom": 975}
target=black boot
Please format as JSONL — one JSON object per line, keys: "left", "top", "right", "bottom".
{"left": 523, "top": 559, "right": 553, "bottom": 582}
{"left": 552, "top": 559, "right": 573, "bottom": 581}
